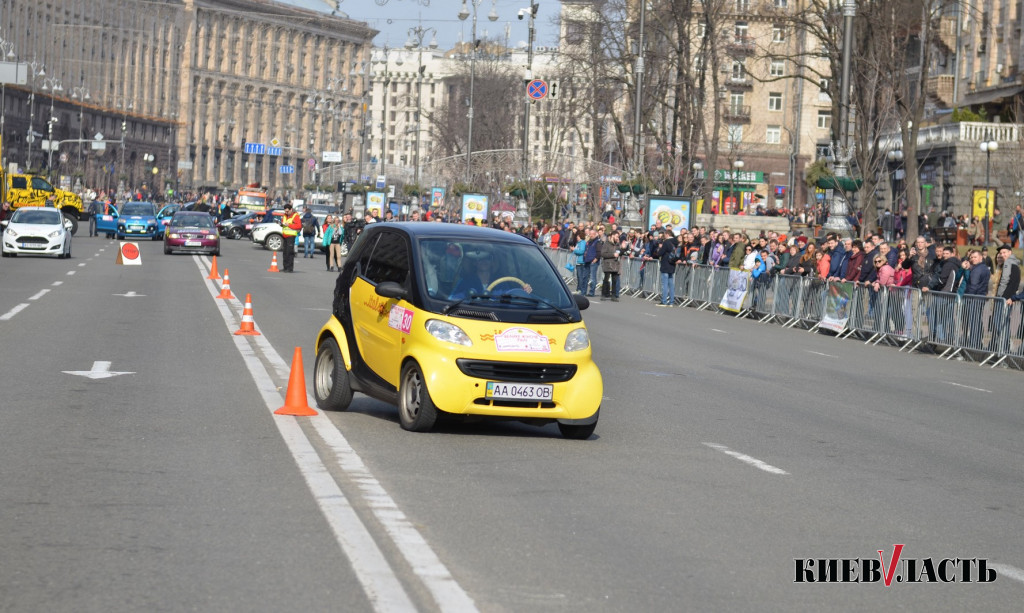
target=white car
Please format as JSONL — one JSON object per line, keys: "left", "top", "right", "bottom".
{"left": 250, "top": 212, "right": 328, "bottom": 252}
{"left": 2, "top": 207, "right": 73, "bottom": 258}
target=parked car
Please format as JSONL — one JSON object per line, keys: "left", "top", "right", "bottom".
{"left": 312, "top": 223, "right": 602, "bottom": 438}
{"left": 164, "top": 211, "right": 220, "bottom": 255}
{"left": 251, "top": 211, "right": 327, "bottom": 252}
{"left": 218, "top": 211, "right": 264, "bottom": 239}
{"left": 1, "top": 206, "right": 73, "bottom": 258}
{"left": 95, "top": 201, "right": 163, "bottom": 240}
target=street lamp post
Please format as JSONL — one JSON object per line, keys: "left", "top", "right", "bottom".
{"left": 692, "top": 161, "right": 703, "bottom": 204}
{"left": 25, "top": 59, "right": 45, "bottom": 170}
{"left": 626, "top": 0, "right": 647, "bottom": 225}
{"left": 457, "top": 0, "right": 499, "bottom": 186}
{"left": 0, "top": 37, "right": 17, "bottom": 166}
{"left": 517, "top": 1, "right": 538, "bottom": 225}
{"left": 407, "top": 24, "right": 437, "bottom": 193}
{"left": 40, "top": 76, "right": 63, "bottom": 181}
{"left": 731, "top": 158, "right": 744, "bottom": 214}
{"left": 71, "top": 86, "right": 91, "bottom": 174}
{"left": 372, "top": 45, "right": 401, "bottom": 180}
{"left": 980, "top": 138, "right": 998, "bottom": 245}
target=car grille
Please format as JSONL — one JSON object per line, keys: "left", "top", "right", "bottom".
{"left": 448, "top": 308, "right": 498, "bottom": 320}
{"left": 456, "top": 359, "right": 576, "bottom": 383}
{"left": 473, "top": 398, "right": 557, "bottom": 409}
{"left": 18, "top": 236, "right": 48, "bottom": 244}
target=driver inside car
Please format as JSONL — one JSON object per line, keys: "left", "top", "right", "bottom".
{"left": 450, "top": 247, "right": 532, "bottom": 300}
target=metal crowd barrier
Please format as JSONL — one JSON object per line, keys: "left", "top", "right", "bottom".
{"left": 541, "top": 247, "right": 1021, "bottom": 369}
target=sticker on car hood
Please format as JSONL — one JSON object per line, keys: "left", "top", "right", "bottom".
{"left": 388, "top": 305, "right": 413, "bottom": 334}
{"left": 494, "top": 327, "right": 551, "bottom": 353}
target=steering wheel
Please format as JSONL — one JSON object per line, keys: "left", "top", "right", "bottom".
{"left": 487, "top": 276, "right": 528, "bottom": 292}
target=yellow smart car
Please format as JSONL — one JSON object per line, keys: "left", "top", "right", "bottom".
{"left": 313, "top": 223, "right": 602, "bottom": 439}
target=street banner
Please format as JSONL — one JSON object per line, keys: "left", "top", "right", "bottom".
{"left": 646, "top": 195, "right": 694, "bottom": 231}
{"left": 461, "top": 193, "right": 488, "bottom": 223}
{"left": 972, "top": 188, "right": 995, "bottom": 222}
{"left": 820, "top": 282, "right": 853, "bottom": 332}
{"left": 430, "top": 187, "right": 445, "bottom": 208}
{"left": 719, "top": 269, "right": 751, "bottom": 312}
{"left": 366, "top": 191, "right": 385, "bottom": 218}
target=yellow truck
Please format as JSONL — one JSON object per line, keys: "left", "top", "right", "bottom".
{"left": 2, "top": 170, "right": 85, "bottom": 235}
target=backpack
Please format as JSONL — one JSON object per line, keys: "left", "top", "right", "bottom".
{"left": 302, "top": 219, "right": 316, "bottom": 234}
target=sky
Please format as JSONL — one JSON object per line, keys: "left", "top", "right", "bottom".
{"left": 283, "top": 0, "right": 562, "bottom": 51}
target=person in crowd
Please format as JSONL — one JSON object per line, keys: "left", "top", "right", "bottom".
{"left": 600, "top": 230, "right": 622, "bottom": 301}
{"left": 657, "top": 229, "right": 679, "bottom": 307}
{"left": 728, "top": 233, "right": 747, "bottom": 269}
{"left": 1010, "top": 205, "right": 1024, "bottom": 248}
{"left": 843, "top": 239, "right": 865, "bottom": 282}
{"left": 827, "top": 235, "right": 851, "bottom": 280}
{"left": 815, "top": 247, "right": 831, "bottom": 279}
{"left": 573, "top": 229, "right": 589, "bottom": 294}
{"left": 994, "top": 244, "right": 1021, "bottom": 301}
{"left": 581, "top": 228, "right": 603, "bottom": 297}
{"left": 323, "top": 216, "right": 344, "bottom": 272}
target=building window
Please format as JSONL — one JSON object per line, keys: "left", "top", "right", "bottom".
{"left": 697, "top": 23, "right": 706, "bottom": 39}
{"left": 727, "top": 124, "right": 743, "bottom": 143}
{"left": 774, "top": 0, "right": 788, "bottom": 6}
{"left": 731, "top": 60, "right": 746, "bottom": 80}
{"left": 768, "top": 92, "right": 783, "bottom": 111}
{"left": 819, "top": 78, "right": 831, "bottom": 94}
{"left": 735, "top": 22, "right": 748, "bottom": 42}
{"left": 730, "top": 92, "right": 745, "bottom": 109}
{"left": 769, "top": 59, "right": 785, "bottom": 77}
{"left": 817, "top": 110, "right": 832, "bottom": 130}
{"left": 772, "top": 26, "right": 785, "bottom": 43}
{"left": 736, "top": 0, "right": 750, "bottom": 11}
{"left": 766, "top": 125, "right": 782, "bottom": 144}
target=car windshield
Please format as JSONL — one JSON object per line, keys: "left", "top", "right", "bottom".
{"left": 419, "top": 238, "right": 574, "bottom": 311}
{"left": 172, "top": 215, "right": 214, "bottom": 228}
{"left": 121, "top": 203, "right": 156, "bottom": 216}
{"left": 11, "top": 208, "right": 62, "bottom": 225}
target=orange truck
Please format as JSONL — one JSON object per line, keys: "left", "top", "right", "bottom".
{"left": 234, "top": 183, "right": 268, "bottom": 213}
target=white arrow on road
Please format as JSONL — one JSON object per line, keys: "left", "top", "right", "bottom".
{"left": 63, "top": 361, "right": 135, "bottom": 379}
{"left": 112, "top": 291, "right": 146, "bottom": 297}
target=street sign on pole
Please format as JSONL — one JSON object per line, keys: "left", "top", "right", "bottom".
{"left": 526, "top": 79, "right": 548, "bottom": 100}
{"left": 376, "top": 175, "right": 386, "bottom": 189}
{"left": 307, "top": 157, "right": 317, "bottom": 169}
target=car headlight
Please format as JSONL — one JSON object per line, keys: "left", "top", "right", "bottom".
{"left": 48, "top": 229, "right": 62, "bottom": 238}
{"left": 425, "top": 319, "right": 472, "bottom": 346}
{"left": 564, "top": 328, "right": 590, "bottom": 352}
{"left": 168, "top": 232, "right": 179, "bottom": 239}
{"left": 6, "top": 228, "right": 18, "bottom": 238}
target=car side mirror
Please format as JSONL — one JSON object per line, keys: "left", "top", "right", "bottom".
{"left": 375, "top": 281, "right": 409, "bottom": 300}
{"left": 574, "top": 294, "right": 590, "bottom": 311}
{"left": 0, "top": 220, "right": 8, "bottom": 229}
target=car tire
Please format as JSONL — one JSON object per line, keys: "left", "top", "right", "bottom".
{"left": 230, "top": 227, "right": 242, "bottom": 240}
{"left": 212, "top": 248, "right": 220, "bottom": 257}
{"left": 265, "top": 233, "right": 284, "bottom": 251}
{"left": 314, "top": 337, "right": 353, "bottom": 411}
{"left": 164, "top": 243, "right": 171, "bottom": 255}
{"left": 557, "top": 411, "right": 599, "bottom": 440}
{"left": 398, "top": 361, "right": 438, "bottom": 432}
{"left": 63, "top": 213, "right": 79, "bottom": 236}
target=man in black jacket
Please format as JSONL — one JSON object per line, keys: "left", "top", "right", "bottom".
{"left": 657, "top": 230, "right": 679, "bottom": 307}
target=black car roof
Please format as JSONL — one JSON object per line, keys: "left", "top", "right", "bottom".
{"left": 365, "top": 222, "right": 535, "bottom": 246}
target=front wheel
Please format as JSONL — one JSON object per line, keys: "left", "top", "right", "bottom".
{"left": 265, "top": 233, "right": 284, "bottom": 251}
{"left": 230, "top": 227, "right": 243, "bottom": 240}
{"left": 314, "top": 338, "right": 353, "bottom": 411}
{"left": 398, "top": 362, "right": 438, "bottom": 432}
{"left": 558, "top": 410, "right": 598, "bottom": 440}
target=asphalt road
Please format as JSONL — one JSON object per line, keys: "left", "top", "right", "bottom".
{"left": 1, "top": 234, "right": 1021, "bottom": 612}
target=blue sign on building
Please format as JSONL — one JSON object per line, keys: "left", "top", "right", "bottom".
{"left": 280, "top": 165, "right": 295, "bottom": 174}
{"left": 268, "top": 146, "right": 282, "bottom": 156}
{"left": 244, "top": 142, "right": 266, "bottom": 155}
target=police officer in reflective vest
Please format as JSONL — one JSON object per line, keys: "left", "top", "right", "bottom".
{"left": 281, "top": 203, "right": 302, "bottom": 272}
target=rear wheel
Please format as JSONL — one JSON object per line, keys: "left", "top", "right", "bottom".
{"left": 314, "top": 338, "right": 353, "bottom": 411}
{"left": 265, "top": 233, "right": 284, "bottom": 251}
{"left": 62, "top": 212, "right": 79, "bottom": 236}
{"left": 230, "top": 227, "right": 243, "bottom": 240}
{"left": 398, "top": 362, "right": 438, "bottom": 432}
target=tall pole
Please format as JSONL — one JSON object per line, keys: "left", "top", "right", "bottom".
{"left": 407, "top": 25, "right": 437, "bottom": 191}
{"left": 0, "top": 37, "right": 16, "bottom": 167}
{"left": 458, "top": 0, "right": 499, "bottom": 187}
{"left": 627, "top": 1, "right": 645, "bottom": 224}
{"left": 44, "top": 77, "right": 62, "bottom": 181}
{"left": 981, "top": 138, "right": 997, "bottom": 245}
{"left": 520, "top": 1, "right": 537, "bottom": 223}
{"left": 823, "top": 0, "right": 857, "bottom": 236}
{"left": 26, "top": 60, "right": 45, "bottom": 170}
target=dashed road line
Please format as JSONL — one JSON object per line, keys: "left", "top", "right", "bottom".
{"left": 66, "top": 270, "right": 76, "bottom": 276}
{"left": 805, "top": 350, "right": 837, "bottom": 358}
{"left": 51, "top": 281, "right": 62, "bottom": 287}
{"left": 28, "top": 289, "right": 50, "bottom": 301}
{"left": 944, "top": 381, "right": 992, "bottom": 393}
{"left": 990, "top": 563, "right": 1024, "bottom": 585}
{"left": 703, "top": 442, "right": 789, "bottom": 475}
{"left": 710, "top": 329, "right": 728, "bottom": 333}
{"left": 77, "top": 262, "right": 86, "bottom": 267}
{"left": 0, "top": 304, "right": 30, "bottom": 321}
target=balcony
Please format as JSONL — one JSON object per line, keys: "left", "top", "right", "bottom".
{"left": 722, "top": 104, "right": 751, "bottom": 122}
{"left": 878, "top": 121, "right": 1023, "bottom": 151}
{"left": 726, "top": 76, "right": 754, "bottom": 89}
{"left": 926, "top": 74, "right": 954, "bottom": 107}
{"left": 727, "top": 36, "right": 757, "bottom": 56}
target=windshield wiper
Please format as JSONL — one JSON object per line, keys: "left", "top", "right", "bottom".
{"left": 491, "top": 294, "right": 574, "bottom": 321}
{"left": 442, "top": 292, "right": 499, "bottom": 314}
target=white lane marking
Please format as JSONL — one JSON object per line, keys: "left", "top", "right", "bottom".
{"left": 113, "top": 291, "right": 146, "bottom": 297}
{"left": 641, "top": 313, "right": 657, "bottom": 318}
{"left": 990, "top": 563, "right": 1024, "bottom": 585}
{"left": 703, "top": 442, "right": 789, "bottom": 475}
{"left": 29, "top": 289, "right": 50, "bottom": 301}
{"left": 805, "top": 350, "right": 837, "bottom": 358}
{"left": 944, "top": 381, "right": 991, "bottom": 394}
{"left": 66, "top": 270, "right": 76, "bottom": 276}
{"left": 0, "top": 303, "right": 30, "bottom": 321}
{"left": 51, "top": 281, "right": 62, "bottom": 287}
{"left": 77, "top": 262, "right": 86, "bottom": 267}
{"left": 710, "top": 329, "right": 728, "bottom": 333}
{"left": 62, "top": 361, "right": 135, "bottom": 379}
{"left": 193, "top": 257, "right": 456, "bottom": 613}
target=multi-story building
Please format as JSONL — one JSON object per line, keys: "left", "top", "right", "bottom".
{"left": 0, "top": 0, "right": 375, "bottom": 197}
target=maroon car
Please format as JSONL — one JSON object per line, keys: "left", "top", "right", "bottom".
{"left": 164, "top": 211, "right": 220, "bottom": 255}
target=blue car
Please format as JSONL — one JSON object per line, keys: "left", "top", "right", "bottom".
{"left": 95, "top": 201, "right": 163, "bottom": 240}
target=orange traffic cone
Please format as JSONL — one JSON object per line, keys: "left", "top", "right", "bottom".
{"left": 234, "top": 293, "right": 261, "bottom": 336}
{"left": 206, "top": 255, "right": 222, "bottom": 280}
{"left": 267, "top": 252, "right": 280, "bottom": 273}
{"left": 274, "top": 347, "right": 317, "bottom": 416}
{"left": 217, "top": 269, "right": 235, "bottom": 300}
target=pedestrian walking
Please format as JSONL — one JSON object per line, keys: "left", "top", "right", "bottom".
{"left": 300, "top": 206, "right": 318, "bottom": 258}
